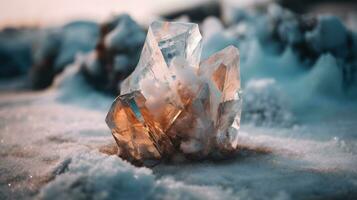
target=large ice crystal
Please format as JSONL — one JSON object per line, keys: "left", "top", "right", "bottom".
{"left": 106, "top": 21, "right": 241, "bottom": 165}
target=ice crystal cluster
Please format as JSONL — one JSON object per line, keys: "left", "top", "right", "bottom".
{"left": 106, "top": 21, "right": 241, "bottom": 165}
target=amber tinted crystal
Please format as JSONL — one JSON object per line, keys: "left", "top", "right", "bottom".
{"left": 106, "top": 21, "right": 241, "bottom": 165}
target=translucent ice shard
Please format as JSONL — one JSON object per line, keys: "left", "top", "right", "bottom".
{"left": 105, "top": 91, "right": 174, "bottom": 165}
{"left": 199, "top": 46, "right": 242, "bottom": 151}
{"left": 106, "top": 21, "right": 241, "bottom": 165}
{"left": 120, "top": 21, "right": 202, "bottom": 134}
{"left": 121, "top": 21, "right": 202, "bottom": 95}
{"left": 149, "top": 21, "right": 202, "bottom": 68}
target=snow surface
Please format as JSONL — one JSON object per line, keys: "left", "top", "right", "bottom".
{"left": 1, "top": 55, "right": 357, "bottom": 199}
{"left": 1, "top": 3, "right": 357, "bottom": 199}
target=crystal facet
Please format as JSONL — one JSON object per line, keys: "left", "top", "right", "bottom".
{"left": 106, "top": 21, "right": 241, "bottom": 165}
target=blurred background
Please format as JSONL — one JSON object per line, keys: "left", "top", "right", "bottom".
{"left": 1, "top": 0, "right": 357, "bottom": 199}
{"left": 1, "top": 0, "right": 357, "bottom": 117}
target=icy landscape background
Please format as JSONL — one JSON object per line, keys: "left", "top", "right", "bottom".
{"left": 1, "top": 0, "right": 357, "bottom": 199}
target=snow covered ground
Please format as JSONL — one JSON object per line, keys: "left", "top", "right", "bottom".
{"left": 1, "top": 2, "right": 357, "bottom": 199}
{"left": 1, "top": 59, "right": 357, "bottom": 199}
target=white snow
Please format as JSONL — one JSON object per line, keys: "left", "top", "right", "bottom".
{"left": 38, "top": 151, "right": 234, "bottom": 200}
{"left": 1, "top": 59, "right": 357, "bottom": 199}
{"left": 243, "top": 78, "right": 294, "bottom": 126}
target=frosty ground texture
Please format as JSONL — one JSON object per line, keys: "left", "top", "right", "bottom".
{"left": 1, "top": 3, "right": 357, "bottom": 200}
{"left": 1, "top": 63, "right": 357, "bottom": 200}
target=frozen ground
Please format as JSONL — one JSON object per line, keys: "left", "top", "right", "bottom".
{"left": 1, "top": 61, "right": 357, "bottom": 200}
{"left": 1, "top": 2, "right": 357, "bottom": 199}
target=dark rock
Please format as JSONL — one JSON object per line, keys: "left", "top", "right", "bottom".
{"left": 0, "top": 28, "right": 35, "bottom": 78}
{"left": 30, "top": 30, "right": 62, "bottom": 89}
{"left": 81, "top": 14, "right": 145, "bottom": 94}
{"left": 29, "top": 21, "right": 99, "bottom": 89}
{"left": 305, "top": 15, "right": 349, "bottom": 58}
{"left": 162, "top": 1, "right": 220, "bottom": 23}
